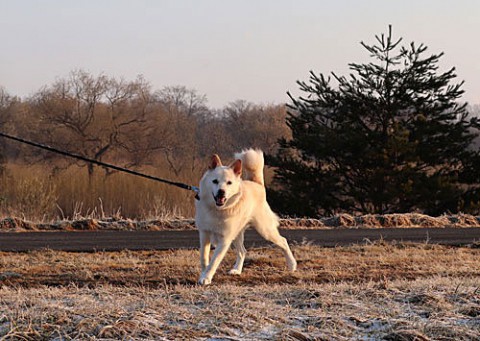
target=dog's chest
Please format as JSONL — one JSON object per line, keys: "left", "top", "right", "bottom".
{"left": 196, "top": 213, "right": 232, "bottom": 233}
{"left": 195, "top": 207, "right": 250, "bottom": 236}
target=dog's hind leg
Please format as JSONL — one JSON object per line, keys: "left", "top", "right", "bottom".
{"left": 257, "top": 228, "right": 297, "bottom": 272}
{"left": 261, "top": 230, "right": 297, "bottom": 271}
{"left": 229, "top": 230, "right": 247, "bottom": 275}
{"left": 252, "top": 207, "right": 297, "bottom": 272}
{"left": 199, "top": 238, "right": 232, "bottom": 285}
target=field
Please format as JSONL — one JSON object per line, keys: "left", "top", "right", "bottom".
{"left": 1, "top": 241, "right": 479, "bottom": 340}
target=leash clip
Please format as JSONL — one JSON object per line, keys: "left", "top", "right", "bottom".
{"left": 192, "top": 186, "right": 200, "bottom": 201}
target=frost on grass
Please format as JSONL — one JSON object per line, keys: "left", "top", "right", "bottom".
{"left": 0, "top": 244, "right": 479, "bottom": 340}
{"left": 0, "top": 278, "right": 479, "bottom": 340}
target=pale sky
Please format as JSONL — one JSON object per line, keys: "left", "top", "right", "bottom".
{"left": 1, "top": 0, "right": 479, "bottom": 107}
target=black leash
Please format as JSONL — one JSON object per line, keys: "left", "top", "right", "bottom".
{"left": 0, "top": 132, "right": 199, "bottom": 196}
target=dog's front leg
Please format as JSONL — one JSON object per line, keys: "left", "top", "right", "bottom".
{"left": 229, "top": 231, "right": 246, "bottom": 275}
{"left": 199, "top": 231, "right": 211, "bottom": 272}
{"left": 198, "top": 238, "right": 232, "bottom": 285}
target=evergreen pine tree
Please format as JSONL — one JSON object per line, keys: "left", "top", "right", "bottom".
{"left": 269, "top": 26, "right": 480, "bottom": 216}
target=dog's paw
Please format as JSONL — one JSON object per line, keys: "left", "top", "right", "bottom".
{"left": 287, "top": 259, "right": 297, "bottom": 272}
{"left": 198, "top": 276, "right": 212, "bottom": 286}
{"left": 228, "top": 269, "right": 242, "bottom": 275}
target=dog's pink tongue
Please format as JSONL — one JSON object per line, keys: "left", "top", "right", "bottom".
{"left": 216, "top": 197, "right": 226, "bottom": 206}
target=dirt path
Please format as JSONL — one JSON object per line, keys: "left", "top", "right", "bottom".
{"left": 1, "top": 227, "right": 479, "bottom": 251}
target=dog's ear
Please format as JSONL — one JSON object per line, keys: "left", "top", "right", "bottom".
{"left": 231, "top": 159, "right": 242, "bottom": 176}
{"left": 210, "top": 154, "right": 222, "bottom": 169}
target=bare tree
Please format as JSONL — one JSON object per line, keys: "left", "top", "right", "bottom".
{"left": 221, "top": 100, "right": 290, "bottom": 154}
{"left": 156, "top": 85, "right": 208, "bottom": 117}
{"left": 153, "top": 86, "right": 209, "bottom": 175}
{"left": 28, "top": 70, "right": 160, "bottom": 179}
{"left": 0, "top": 87, "right": 21, "bottom": 173}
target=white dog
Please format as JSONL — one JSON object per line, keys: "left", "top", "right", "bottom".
{"left": 195, "top": 149, "right": 297, "bottom": 285}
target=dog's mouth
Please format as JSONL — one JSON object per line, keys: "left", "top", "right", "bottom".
{"left": 213, "top": 194, "right": 227, "bottom": 207}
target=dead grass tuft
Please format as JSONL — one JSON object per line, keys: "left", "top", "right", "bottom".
{"left": 1, "top": 213, "right": 480, "bottom": 232}
{"left": 356, "top": 214, "right": 383, "bottom": 228}
{"left": 286, "top": 213, "right": 480, "bottom": 229}
{"left": 382, "top": 214, "right": 413, "bottom": 227}
{"left": 383, "top": 329, "right": 430, "bottom": 341}
{"left": 450, "top": 213, "right": 480, "bottom": 227}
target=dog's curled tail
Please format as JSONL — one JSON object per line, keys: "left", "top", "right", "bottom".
{"left": 234, "top": 149, "right": 264, "bottom": 186}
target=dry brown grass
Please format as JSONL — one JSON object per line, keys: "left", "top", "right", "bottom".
{"left": 1, "top": 213, "right": 479, "bottom": 232}
{"left": 1, "top": 243, "right": 479, "bottom": 287}
{"left": 0, "top": 163, "right": 197, "bottom": 221}
{"left": 282, "top": 213, "right": 480, "bottom": 229}
{"left": 1, "top": 243, "right": 479, "bottom": 339}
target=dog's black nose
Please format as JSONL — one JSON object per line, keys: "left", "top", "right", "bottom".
{"left": 217, "top": 189, "right": 226, "bottom": 198}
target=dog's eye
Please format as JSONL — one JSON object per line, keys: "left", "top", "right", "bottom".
{"left": 212, "top": 179, "right": 219, "bottom": 184}
{"left": 227, "top": 181, "right": 232, "bottom": 185}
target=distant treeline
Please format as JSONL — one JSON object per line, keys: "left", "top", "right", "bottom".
{"left": 0, "top": 70, "right": 289, "bottom": 219}
{"left": 1, "top": 66, "right": 480, "bottom": 220}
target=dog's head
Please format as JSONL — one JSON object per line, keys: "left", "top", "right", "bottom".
{"left": 203, "top": 154, "right": 242, "bottom": 208}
